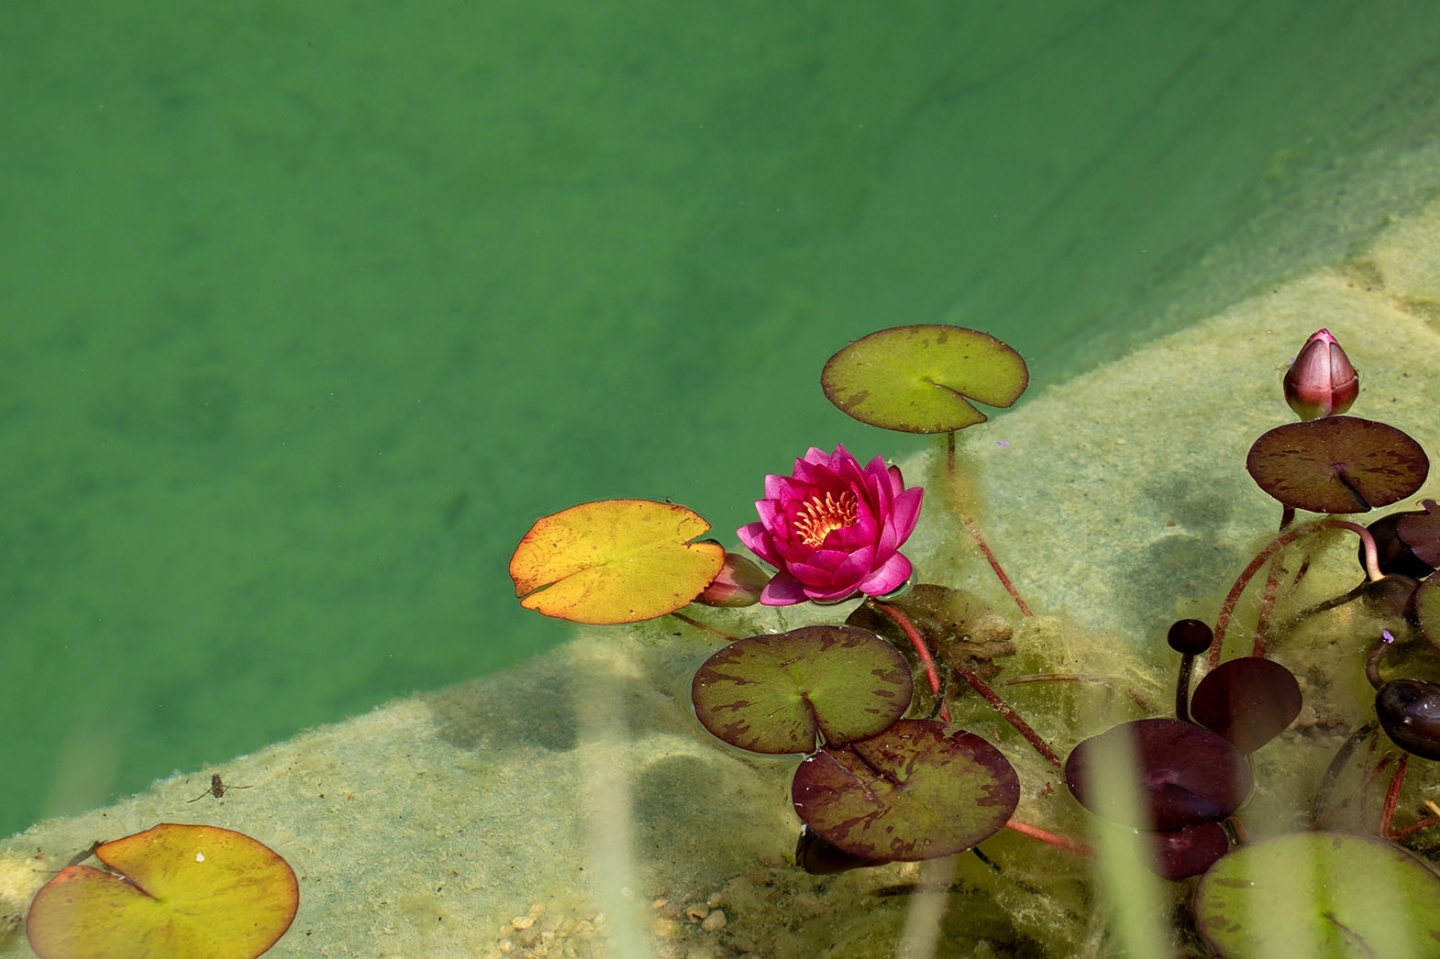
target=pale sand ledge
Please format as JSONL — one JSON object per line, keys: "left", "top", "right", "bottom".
{"left": 3, "top": 201, "right": 1440, "bottom": 957}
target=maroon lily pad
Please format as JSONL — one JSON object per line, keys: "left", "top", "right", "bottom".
{"left": 791, "top": 719, "right": 1019, "bottom": 862}
{"left": 1065, "top": 719, "right": 1252, "bottom": 831}
{"left": 1146, "top": 821, "right": 1232, "bottom": 881}
{"left": 1245, "top": 416, "right": 1428, "bottom": 513}
{"left": 691, "top": 626, "right": 912, "bottom": 755}
{"left": 1190, "top": 657, "right": 1303, "bottom": 754}
{"left": 1398, "top": 499, "right": 1440, "bottom": 568}
{"left": 1365, "top": 507, "right": 1436, "bottom": 578}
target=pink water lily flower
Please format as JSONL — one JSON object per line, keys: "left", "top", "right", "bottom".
{"left": 738, "top": 444, "right": 923, "bottom": 605}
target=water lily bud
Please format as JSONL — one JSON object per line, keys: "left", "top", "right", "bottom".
{"left": 1283, "top": 328, "right": 1358, "bottom": 420}
{"left": 695, "top": 550, "right": 770, "bottom": 607}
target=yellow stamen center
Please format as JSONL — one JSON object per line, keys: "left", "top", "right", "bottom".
{"left": 793, "top": 490, "right": 859, "bottom": 548}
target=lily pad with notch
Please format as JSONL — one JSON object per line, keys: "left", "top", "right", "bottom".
{"left": 791, "top": 718, "right": 1019, "bottom": 862}
{"left": 1397, "top": 498, "right": 1440, "bottom": 568}
{"left": 509, "top": 499, "right": 725, "bottom": 624}
{"left": 691, "top": 626, "right": 913, "bottom": 754}
{"left": 821, "top": 325, "right": 1029, "bottom": 433}
{"left": 1194, "top": 831, "right": 1440, "bottom": 957}
{"left": 26, "top": 823, "right": 298, "bottom": 959}
{"left": 1245, "top": 416, "right": 1428, "bottom": 514}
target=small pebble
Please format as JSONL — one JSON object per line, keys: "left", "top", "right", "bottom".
{"left": 685, "top": 904, "right": 710, "bottom": 924}
{"left": 701, "top": 909, "right": 727, "bottom": 933}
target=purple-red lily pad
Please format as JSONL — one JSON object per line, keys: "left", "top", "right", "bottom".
{"left": 1189, "top": 657, "right": 1303, "bottom": 754}
{"left": 1364, "top": 506, "right": 1436, "bottom": 578}
{"left": 1245, "top": 416, "right": 1428, "bottom": 513}
{"left": 1397, "top": 498, "right": 1440, "bottom": 568}
{"left": 820, "top": 325, "right": 1029, "bottom": 433}
{"left": 1065, "top": 719, "right": 1252, "bottom": 831}
{"left": 791, "top": 719, "right": 1019, "bottom": 862}
{"left": 1146, "top": 821, "right": 1231, "bottom": 881}
{"left": 691, "top": 626, "right": 913, "bottom": 754}
{"left": 1195, "top": 832, "right": 1440, "bottom": 956}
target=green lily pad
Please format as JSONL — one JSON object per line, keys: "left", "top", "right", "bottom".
{"left": 691, "top": 626, "right": 912, "bottom": 754}
{"left": 820, "top": 325, "right": 1029, "bottom": 433}
{"left": 1415, "top": 575, "right": 1440, "bottom": 646}
{"left": 791, "top": 719, "right": 1019, "bottom": 862}
{"left": 1194, "top": 832, "right": 1440, "bottom": 958}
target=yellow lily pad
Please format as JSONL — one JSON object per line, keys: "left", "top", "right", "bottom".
{"left": 510, "top": 499, "right": 725, "bottom": 624}
{"left": 26, "top": 823, "right": 299, "bottom": 959}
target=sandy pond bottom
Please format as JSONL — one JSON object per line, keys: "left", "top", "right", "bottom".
{"left": 7, "top": 203, "right": 1440, "bottom": 957}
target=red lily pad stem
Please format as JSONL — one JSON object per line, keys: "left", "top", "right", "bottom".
{"left": 1210, "top": 520, "right": 1384, "bottom": 670}
{"left": 879, "top": 601, "right": 1062, "bottom": 769}
{"left": 1381, "top": 752, "right": 1409, "bottom": 839}
{"left": 1004, "top": 818, "right": 1096, "bottom": 857}
{"left": 1251, "top": 555, "right": 1285, "bottom": 659}
{"left": 871, "top": 600, "right": 950, "bottom": 724}
{"left": 963, "top": 516, "right": 1034, "bottom": 618}
{"left": 669, "top": 611, "right": 739, "bottom": 642}
{"left": 945, "top": 448, "right": 1033, "bottom": 618}
{"left": 1389, "top": 812, "right": 1440, "bottom": 840}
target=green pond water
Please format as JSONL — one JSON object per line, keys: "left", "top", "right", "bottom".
{"left": 4, "top": 0, "right": 1440, "bottom": 842}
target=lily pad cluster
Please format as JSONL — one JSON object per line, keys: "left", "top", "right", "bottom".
{"left": 692, "top": 625, "right": 1020, "bottom": 867}
{"left": 508, "top": 322, "right": 1440, "bottom": 956}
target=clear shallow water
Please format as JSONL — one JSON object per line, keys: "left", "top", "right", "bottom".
{"left": 3, "top": 1, "right": 1440, "bottom": 838}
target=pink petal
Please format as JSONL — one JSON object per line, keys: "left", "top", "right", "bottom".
{"left": 803, "top": 582, "right": 862, "bottom": 603}
{"left": 737, "top": 522, "right": 781, "bottom": 567}
{"left": 754, "top": 497, "right": 785, "bottom": 530}
{"left": 890, "top": 486, "right": 924, "bottom": 542}
{"left": 759, "top": 572, "right": 809, "bottom": 605}
{"left": 858, "top": 552, "right": 913, "bottom": 596}
{"left": 885, "top": 463, "right": 907, "bottom": 497}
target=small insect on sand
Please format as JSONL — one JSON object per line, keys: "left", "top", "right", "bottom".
{"left": 187, "top": 773, "right": 251, "bottom": 802}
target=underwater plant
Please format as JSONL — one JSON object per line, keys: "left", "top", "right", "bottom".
{"left": 26, "top": 823, "right": 298, "bottom": 959}
{"left": 509, "top": 322, "right": 1440, "bottom": 955}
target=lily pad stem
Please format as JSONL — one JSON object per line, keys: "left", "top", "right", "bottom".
{"left": 944, "top": 440, "right": 1033, "bottom": 617}
{"left": 876, "top": 600, "right": 1061, "bottom": 769}
{"left": 963, "top": 517, "right": 1034, "bottom": 618}
{"left": 1210, "top": 520, "right": 1384, "bottom": 670}
{"left": 669, "top": 611, "right": 738, "bottom": 642}
{"left": 1004, "top": 818, "right": 1096, "bottom": 858}
{"left": 871, "top": 600, "right": 950, "bottom": 724}
{"left": 1381, "top": 752, "right": 1410, "bottom": 839}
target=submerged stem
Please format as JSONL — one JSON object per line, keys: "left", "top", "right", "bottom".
{"left": 963, "top": 517, "right": 1034, "bottom": 618}
{"left": 1004, "top": 818, "right": 1095, "bottom": 857}
{"left": 871, "top": 600, "right": 950, "bottom": 724}
{"left": 1210, "top": 519, "right": 1385, "bottom": 670}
